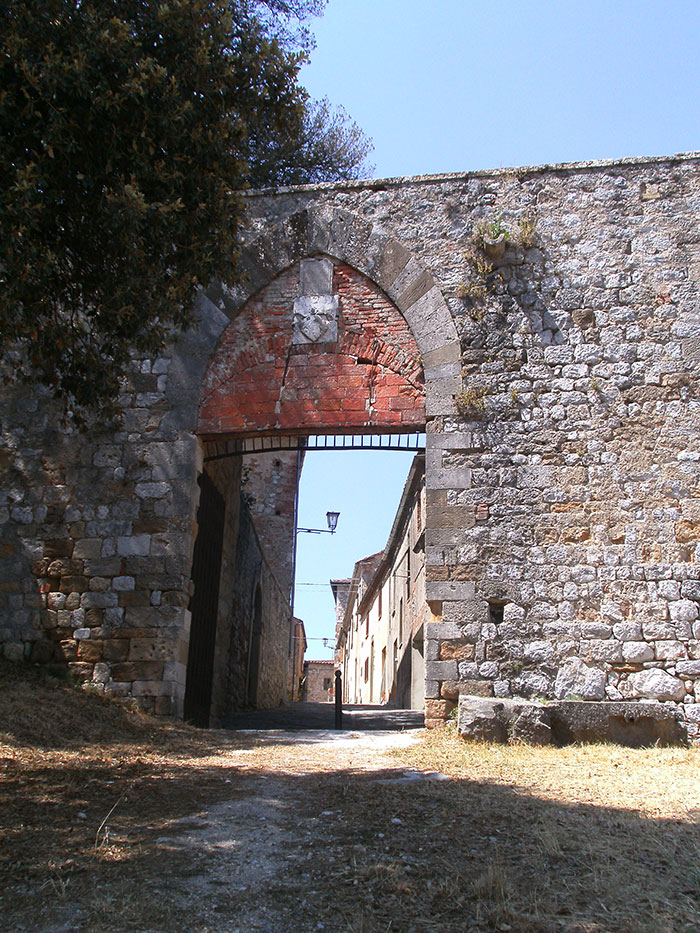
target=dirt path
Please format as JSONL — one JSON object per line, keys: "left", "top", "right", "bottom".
{"left": 3, "top": 674, "right": 700, "bottom": 933}
{"left": 144, "top": 730, "right": 426, "bottom": 933}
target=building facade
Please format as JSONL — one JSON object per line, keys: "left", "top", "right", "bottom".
{"left": 303, "top": 659, "right": 335, "bottom": 703}
{"left": 288, "top": 617, "right": 307, "bottom": 702}
{"left": 336, "top": 455, "right": 427, "bottom": 710}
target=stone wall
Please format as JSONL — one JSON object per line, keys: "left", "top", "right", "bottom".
{"left": 223, "top": 503, "right": 291, "bottom": 715}
{"left": 2, "top": 152, "right": 700, "bottom": 738}
{"left": 288, "top": 617, "right": 306, "bottom": 702}
{"left": 242, "top": 450, "right": 301, "bottom": 602}
{"left": 0, "top": 362, "right": 199, "bottom": 715}
{"left": 243, "top": 155, "right": 700, "bottom": 740}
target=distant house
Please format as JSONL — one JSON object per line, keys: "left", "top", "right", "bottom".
{"left": 335, "top": 454, "right": 427, "bottom": 709}
{"left": 303, "top": 659, "right": 336, "bottom": 703}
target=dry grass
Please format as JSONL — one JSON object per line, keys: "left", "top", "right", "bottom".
{"left": 2, "top": 662, "right": 700, "bottom": 932}
{"left": 393, "top": 726, "right": 700, "bottom": 819}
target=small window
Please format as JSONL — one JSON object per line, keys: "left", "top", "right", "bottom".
{"left": 323, "top": 677, "right": 331, "bottom": 690}
{"left": 488, "top": 602, "right": 505, "bottom": 626}
{"left": 364, "top": 658, "right": 369, "bottom": 682}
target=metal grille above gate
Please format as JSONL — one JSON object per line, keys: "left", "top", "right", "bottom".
{"left": 203, "top": 432, "right": 426, "bottom": 464}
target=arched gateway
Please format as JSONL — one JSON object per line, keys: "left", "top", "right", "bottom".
{"left": 172, "top": 205, "right": 461, "bottom": 725}
{"left": 5, "top": 157, "right": 700, "bottom": 740}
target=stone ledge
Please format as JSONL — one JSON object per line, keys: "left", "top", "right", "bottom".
{"left": 457, "top": 695, "right": 687, "bottom": 747}
{"left": 243, "top": 152, "right": 700, "bottom": 198}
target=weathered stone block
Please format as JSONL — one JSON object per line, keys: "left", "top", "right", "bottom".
{"left": 425, "top": 660, "right": 458, "bottom": 680}
{"left": 162, "top": 661, "right": 187, "bottom": 684}
{"left": 30, "top": 640, "right": 56, "bottom": 664}
{"left": 426, "top": 581, "right": 476, "bottom": 602}
{"left": 77, "top": 640, "right": 104, "bottom": 662}
{"left": 655, "top": 640, "right": 686, "bottom": 661}
{"left": 128, "top": 637, "right": 178, "bottom": 661}
{"left": 132, "top": 680, "right": 173, "bottom": 697}
{"left": 439, "top": 641, "right": 475, "bottom": 661}
{"left": 441, "top": 679, "right": 493, "bottom": 700}
{"left": 3, "top": 641, "right": 24, "bottom": 661}
{"left": 554, "top": 659, "right": 606, "bottom": 700}
{"left": 457, "top": 696, "right": 510, "bottom": 742}
{"left": 511, "top": 706, "right": 552, "bottom": 745}
{"left": 623, "top": 641, "right": 654, "bottom": 663}
{"left": 627, "top": 669, "right": 685, "bottom": 701}
{"left": 102, "top": 638, "right": 130, "bottom": 662}
{"left": 111, "top": 661, "right": 164, "bottom": 682}
{"left": 425, "top": 699, "right": 454, "bottom": 720}
{"left": 117, "top": 536, "right": 151, "bottom": 557}
{"left": 300, "top": 257, "right": 333, "bottom": 295}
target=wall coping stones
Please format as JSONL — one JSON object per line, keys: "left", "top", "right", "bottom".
{"left": 244, "top": 152, "right": 700, "bottom": 198}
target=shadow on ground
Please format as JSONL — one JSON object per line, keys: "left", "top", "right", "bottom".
{"left": 2, "top": 734, "right": 700, "bottom": 932}
{"left": 222, "top": 701, "right": 425, "bottom": 732}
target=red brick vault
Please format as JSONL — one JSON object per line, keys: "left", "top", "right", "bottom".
{"left": 198, "top": 257, "right": 426, "bottom": 435}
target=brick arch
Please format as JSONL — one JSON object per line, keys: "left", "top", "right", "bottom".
{"left": 201, "top": 204, "right": 462, "bottom": 426}
{"left": 198, "top": 258, "right": 426, "bottom": 435}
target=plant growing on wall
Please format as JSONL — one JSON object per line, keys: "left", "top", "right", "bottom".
{"left": 473, "top": 213, "right": 510, "bottom": 261}
{"left": 517, "top": 211, "right": 538, "bottom": 249}
{"left": 457, "top": 248, "right": 494, "bottom": 307}
{"left": 455, "top": 386, "right": 486, "bottom": 419}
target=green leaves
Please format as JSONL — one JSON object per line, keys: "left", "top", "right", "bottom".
{"left": 0, "top": 0, "right": 369, "bottom": 421}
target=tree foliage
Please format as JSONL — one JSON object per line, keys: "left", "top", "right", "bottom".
{"left": 0, "top": 0, "right": 371, "bottom": 416}
{"left": 246, "top": 96, "right": 374, "bottom": 188}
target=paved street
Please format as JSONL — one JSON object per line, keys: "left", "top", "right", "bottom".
{"left": 222, "top": 701, "right": 424, "bottom": 732}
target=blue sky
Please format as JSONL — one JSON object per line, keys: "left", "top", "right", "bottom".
{"left": 301, "top": 0, "right": 700, "bottom": 180}
{"left": 293, "top": 0, "right": 700, "bottom": 658}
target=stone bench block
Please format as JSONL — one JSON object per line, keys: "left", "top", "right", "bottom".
{"left": 457, "top": 695, "right": 687, "bottom": 747}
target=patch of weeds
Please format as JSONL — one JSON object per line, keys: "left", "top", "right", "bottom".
{"left": 457, "top": 280, "right": 487, "bottom": 305}
{"left": 517, "top": 211, "right": 538, "bottom": 249}
{"left": 536, "top": 821, "right": 564, "bottom": 859}
{"left": 459, "top": 247, "right": 494, "bottom": 303}
{"left": 510, "top": 387, "right": 520, "bottom": 405}
{"left": 472, "top": 251, "right": 494, "bottom": 280}
{"left": 471, "top": 857, "right": 511, "bottom": 921}
{"left": 94, "top": 793, "right": 126, "bottom": 854}
{"left": 41, "top": 863, "right": 71, "bottom": 901}
{"left": 455, "top": 387, "right": 486, "bottom": 419}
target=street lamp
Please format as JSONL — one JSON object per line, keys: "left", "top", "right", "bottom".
{"left": 291, "top": 511, "right": 340, "bottom": 616}
{"left": 297, "top": 511, "right": 340, "bottom": 535}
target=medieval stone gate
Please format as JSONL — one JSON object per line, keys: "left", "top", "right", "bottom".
{"left": 2, "top": 154, "right": 700, "bottom": 738}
